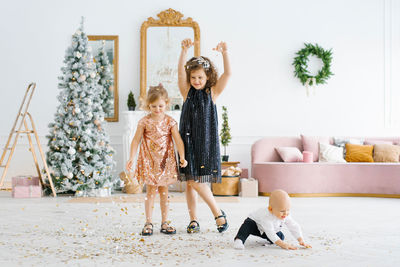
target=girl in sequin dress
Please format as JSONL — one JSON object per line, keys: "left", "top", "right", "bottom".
{"left": 178, "top": 39, "right": 232, "bottom": 233}
{"left": 126, "top": 85, "right": 187, "bottom": 236}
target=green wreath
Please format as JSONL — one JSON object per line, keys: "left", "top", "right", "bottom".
{"left": 293, "top": 43, "right": 333, "bottom": 86}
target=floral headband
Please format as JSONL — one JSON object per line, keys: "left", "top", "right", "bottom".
{"left": 186, "top": 57, "right": 210, "bottom": 70}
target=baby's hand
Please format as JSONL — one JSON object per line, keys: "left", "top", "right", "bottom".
{"left": 278, "top": 241, "right": 297, "bottom": 250}
{"left": 299, "top": 241, "right": 312, "bottom": 248}
{"left": 181, "top": 39, "right": 194, "bottom": 50}
{"left": 180, "top": 159, "right": 188, "bottom": 168}
{"left": 213, "top": 41, "right": 228, "bottom": 54}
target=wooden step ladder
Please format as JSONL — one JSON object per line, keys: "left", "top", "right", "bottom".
{"left": 0, "top": 83, "right": 57, "bottom": 197}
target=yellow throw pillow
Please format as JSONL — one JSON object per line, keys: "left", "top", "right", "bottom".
{"left": 373, "top": 144, "right": 400, "bottom": 162}
{"left": 345, "top": 144, "right": 374, "bottom": 162}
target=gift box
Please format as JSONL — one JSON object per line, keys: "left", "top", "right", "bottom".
{"left": 12, "top": 185, "right": 42, "bottom": 198}
{"left": 239, "top": 178, "right": 258, "bottom": 197}
{"left": 12, "top": 176, "right": 40, "bottom": 188}
{"left": 240, "top": 168, "right": 249, "bottom": 178}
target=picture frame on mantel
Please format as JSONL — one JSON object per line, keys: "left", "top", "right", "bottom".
{"left": 88, "top": 35, "right": 119, "bottom": 122}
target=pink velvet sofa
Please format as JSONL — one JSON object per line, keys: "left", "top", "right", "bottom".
{"left": 251, "top": 136, "right": 400, "bottom": 197}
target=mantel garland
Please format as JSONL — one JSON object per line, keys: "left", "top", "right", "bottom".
{"left": 293, "top": 43, "right": 333, "bottom": 86}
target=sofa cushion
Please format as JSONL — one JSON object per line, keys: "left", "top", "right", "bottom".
{"left": 301, "top": 135, "right": 330, "bottom": 162}
{"left": 364, "top": 140, "right": 393, "bottom": 145}
{"left": 319, "top": 143, "right": 346, "bottom": 163}
{"left": 373, "top": 144, "right": 400, "bottom": 162}
{"left": 333, "top": 137, "right": 364, "bottom": 157}
{"left": 275, "top": 147, "right": 303, "bottom": 162}
{"left": 345, "top": 144, "right": 374, "bottom": 162}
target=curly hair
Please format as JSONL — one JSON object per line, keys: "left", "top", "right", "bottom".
{"left": 185, "top": 56, "right": 218, "bottom": 92}
{"left": 141, "top": 84, "right": 170, "bottom": 111}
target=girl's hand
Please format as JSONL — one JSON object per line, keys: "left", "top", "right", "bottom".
{"left": 180, "top": 159, "right": 188, "bottom": 168}
{"left": 126, "top": 159, "right": 133, "bottom": 171}
{"left": 181, "top": 39, "right": 194, "bottom": 50}
{"left": 213, "top": 42, "right": 228, "bottom": 54}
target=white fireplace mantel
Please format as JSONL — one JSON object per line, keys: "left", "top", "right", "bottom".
{"left": 122, "top": 110, "right": 181, "bottom": 169}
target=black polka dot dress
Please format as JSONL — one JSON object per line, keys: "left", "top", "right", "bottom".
{"left": 179, "top": 87, "right": 221, "bottom": 183}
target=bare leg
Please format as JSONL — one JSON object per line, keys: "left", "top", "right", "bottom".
{"left": 190, "top": 182, "right": 226, "bottom": 226}
{"left": 158, "top": 185, "right": 176, "bottom": 234}
{"left": 145, "top": 185, "right": 157, "bottom": 224}
{"left": 186, "top": 180, "right": 198, "bottom": 222}
{"left": 158, "top": 185, "right": 169, "bottom": 223}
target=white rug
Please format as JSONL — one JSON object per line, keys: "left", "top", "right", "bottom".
{"left": 0, "top": 192, "right": 399, "bottom": 267}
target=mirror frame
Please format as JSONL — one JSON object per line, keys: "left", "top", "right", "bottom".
{"left": 140, "top": 8, "right": 200, "bottom": 101}
{"left": 88, "top": 35, "right": 119, "bottom": 122}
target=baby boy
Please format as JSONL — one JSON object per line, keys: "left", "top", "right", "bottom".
{"left": 234, "top": 189, "right": 312, "bottom": 250}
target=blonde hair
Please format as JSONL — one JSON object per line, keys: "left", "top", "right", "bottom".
{"left": 141, "top": 84, "right": 170, "bottom": 111}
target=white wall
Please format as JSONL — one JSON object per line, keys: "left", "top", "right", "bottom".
{"left": 1, "top": 0, "right": 399, "bottom": 181}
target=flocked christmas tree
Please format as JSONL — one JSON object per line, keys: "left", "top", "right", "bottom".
{"left": 46, "top": 18, "right": 115, "bottom": 196}
{"left": 94, "top": 41, "right": 114, "bottom": 117}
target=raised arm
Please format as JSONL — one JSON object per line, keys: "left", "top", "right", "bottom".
{"left": 171, "top": 125, "right": 187, "bottom": 167}
{"left": 178, "top": 39, "right": 193, "bottom": 100}
{"left": 125, "top": 124, "right": 144, "bottom": 171}
{"left": 212, "top": 42, "right": 232, "bottom": 101}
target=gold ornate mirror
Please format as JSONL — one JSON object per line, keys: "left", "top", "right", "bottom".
{"left": 140, "top": 9, "right": 200, "bottom": 109}
{"left": 88, "top": 35, "right": 119, "bottom": 122}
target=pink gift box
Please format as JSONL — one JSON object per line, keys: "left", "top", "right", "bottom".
{"left": 12, "top": 176, "right": 40, "bottom": 188}
{"left": 302, "top": 151, "right": 313, "bottom": 163}
{"left": 240, "top": 168, "right": 249, "bottom": 178}
{"left": 12, "top": 185, "right": 42, "bottom": 198}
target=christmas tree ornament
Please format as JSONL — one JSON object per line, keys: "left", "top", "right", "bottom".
{"left": 78, "top": 75, "right": 86, "bottom": 82}
{"left": 67, "top": 147, "right": 76, "bottom": 155}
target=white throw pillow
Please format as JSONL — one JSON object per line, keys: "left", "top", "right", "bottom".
{"left": 319, "top": 143, "right": 346, "bottom": 163}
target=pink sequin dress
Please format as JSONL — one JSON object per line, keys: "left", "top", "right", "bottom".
{"left": 134, "top": 114, "right": 178, "bottom": 186}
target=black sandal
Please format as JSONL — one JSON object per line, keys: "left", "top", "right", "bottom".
{"left": 215, "top": 210, "right": 229, "bottom": 233}
{"left": 141, "top": 222, "right": 153, "bottom": 236}
{"left": 186, "top": 220, "right": 200, "bottom": 233}
{"left": 160, "top": 221, "right": 176, "bottom": 235}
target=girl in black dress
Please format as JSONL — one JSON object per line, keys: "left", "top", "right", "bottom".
{"left": 178, "top": 39, "right": 231, "bottom": 233}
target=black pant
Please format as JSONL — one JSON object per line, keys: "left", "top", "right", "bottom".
{"left": 235, "top": 217, "right": 284, "bottom": 244}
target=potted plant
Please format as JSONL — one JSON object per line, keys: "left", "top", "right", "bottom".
{"left": 220, "top": 106, "right": 231, "bottom": 162}
{"left": 127, "top": 91, "right": 136, "bottom": 111}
